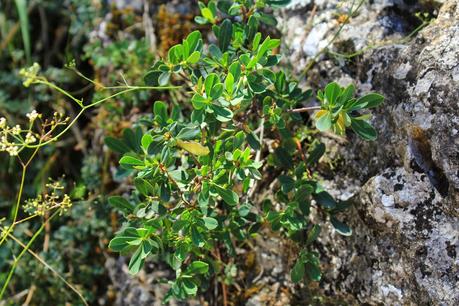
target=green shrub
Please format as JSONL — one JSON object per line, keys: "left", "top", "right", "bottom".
{"left": 103, "top": 0, "right": 383, "bottom": 302}
{"left": 0, "top": 0, "right": 383, "bottom": 303}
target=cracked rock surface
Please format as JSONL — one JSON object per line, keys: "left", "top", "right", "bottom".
{"left": 279, "top": 0, "right": 458, "bottom": 304}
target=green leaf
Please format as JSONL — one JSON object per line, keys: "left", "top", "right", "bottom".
{"left": 258, "top": 12, "right": 278, "bottom": 26}
{"left": 128, "top": 246, "right": 145, "bottom": 274}
{"left": 153, "top": 101, "right": 168, "bottom": 124}
{"left": 338, "top": 84, "right": 355, "bottom": 105}
{"left": 218, "top": 19, "right": 233, "bottom": 51}
{"left": 291, "top": 260, "right": 305, "bottom": 283}
{"left": 313, "top": 191, "right": 336, "bottom": 209}
{"left": 209, "top": 44, "right": 223, "bottom": 59}
{"left": 247, "top": 73, "right": 265, "bottom": 93}
{"left": 214, "top": 184, "right": 239, "bottom": 206}
{"left": 105, "top": 137, "right": 131, "bottom": 154}
{"left": 246, "top": 132, "right": 261, "bottom": 150}
{"left": 265, "top": 55, "right": 281, "bottom": 67}
{"left": 273, "top": 147, "right": 293, "bottom": 169}
{"left": 176, "top": 139, "right": 210, "bottom": 156}
{"left": 168, "top": 44, "right": 183, "bottom": 64}
{"left": 305, "top": 262, "right": 321, "bottom": 281}
{"left": 182, "top": 279, "right": 198, "bottom": 296}
{"left": 176, "top": 126, "right": 200, "bottom": 140}
{"left": 201, "top": 7, "right": 215, "bottom": 23}
{"left": 134, "top": 177, "right": 155, "bottom": 196}
{"left": 350, "top": 119, "right": 377, "bottom": 141}
{"left": 205, "top": 73, "right": 219, "bottom": 97}
{"left": 144, "top": 70, "right": 161, "bottom": 86}
{"left": 324, "top": 82, "right": 340, "bottom": 105}
{"left": 15, "top": 0, "right": 31, "bottom": 64}
{"left": 266, "top": 0, "right": 292, "bottom": 8}
{"left": 238, "top": 204, "right": 251, "bottom": 217}
{"left": 279, "top": 175, "right": 295, "bottom": 193}
{"left": 203, "top": 217, "right": 218, "bottom": 230}
{"left": 252, "top": 32, "right": 262, "bottom": 50}
{"left": 141, "top": 134, "right": 153, "bottom": 151}
{"left": 108, "top": 196, "right": 133, "bottom": 214}
{"left": 212, "top": 105, "right": 233, "bottom": 122}
{"left": 210, "top": 83, "right": 224, "bottom": 99}
{"left": 187, "top": 51, "right": 201, "bottom": 64}
{"left": 233, "top": 131, "right": 245, "bottom": 149}
{"left": 158, "top": 71, "right": 170, "bottom": 86}
{"left": 123, "top": 128, "right": 141, "bottom": 153}
{"left": 315, "top": 111, "right": 332, "bottom": 131}
{"left": 225, "top": 73, "right": 234, "bottom": 94}
{"left": 352, "top": 93, "right": 384, "bottom": 110}
{"left": 109, "top": 232, "right": 137, "bottom": 252}
{"left": 194, "top": 15, "right": 207, "bottom": 25}
{"left": 140, "top": 240, "right": 153, "bottom": 259}
{"left": 330, "top": 216, "right": 352, "bottom": 236}
{"left": 191, "top": 226, "right": 204, "bottom": 247}
{"left": 120, "top": 156, "right": 144, "bottom": 167}
{"left": 189, "top": 261, "right": 209, "bottom": 274}
{"left": 229, "top": 62, "right": 241, "bottom": 81}
{"left": 257, "top": 36, "right": 274, "bottom": 59}
{"left": 191, "top": 94, "right": 208, "bottom": 110}
{"left": 186, "top": 31, "right": 202, "bottom": 52}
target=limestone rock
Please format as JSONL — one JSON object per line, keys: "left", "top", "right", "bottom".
{"left": 280, "top": 0, "right": 459, "bottom": 304}
{"left": 314, "top": 168, "right": 458, "bottom": 305}
{"left": 356, "top": 0, "right": 459, "bottom": 211}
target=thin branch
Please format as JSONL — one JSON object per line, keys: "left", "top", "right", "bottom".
{"left": 22, "top": 284, "right": 35, "bottom": 306}
{"left": 248, "top": 118, "right": 265, "bottom": 199}
{"left": 0, "top": 211, "right": 58, "bottom": 299}
{"left": 300, "top": 0, "right": 366, "bottom": 77}
{"left": 288, "top": 106, "right": 321, "bottom": 113}
{"left": 8, "top": 233, "right": 89, "bottom": 306}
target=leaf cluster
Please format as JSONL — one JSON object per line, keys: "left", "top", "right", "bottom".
{"left": 104, "top": 0, "right": 384, "bottom": 301}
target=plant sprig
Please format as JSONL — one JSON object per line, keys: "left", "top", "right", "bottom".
{"left": 102, "top": 0, "right": 384, "bottom": 302}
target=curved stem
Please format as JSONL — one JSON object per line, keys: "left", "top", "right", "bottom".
{"left": 0, "top": 143, "right": 39, "bottom": 247}
{"left": 0, "top": 211, "right": 58, "bottom": 299}
{"left": 0, "top": 167, "right": 26, "bottom": 247}
{"left": 25, "top": 109, "right": 85, "bottom": 148}
{"left": 7, "top": 232, "right": 89, "bottom": 306}
{"left": 36, "top": 80, "right": 83, "bottom": 107}
{"left": 288, "top": 106, "right": 321, "bottom": 113}
{"left": 24, "top": 85, "right": 180, "bottom": 149}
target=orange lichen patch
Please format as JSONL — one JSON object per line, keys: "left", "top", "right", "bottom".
{"left": 407, "top": 124, "right": 449, "bottom": 197}
{"left": 156, "top": 5, "right": 194, "bottom": 56}
{"left": 407, "top": 124, "right": 433, "bottom": 172}
{"left": 243, "top": 285, "right": 263, "bottom": 300}
{"left": 337, "top": 14, "right": 350, "bottom": 24}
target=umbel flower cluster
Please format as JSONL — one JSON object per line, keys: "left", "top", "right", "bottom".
{"left": 19, "top": 62, "right": 41, "bottom": 87}
{"left": 24, "top": 180, "right": 73, "bottom": 216}
{"left": 0, "top": 62, "right": 74, "bottom": 158}
{"left": 0, "top": 111, "right": 41, "bottom": 156}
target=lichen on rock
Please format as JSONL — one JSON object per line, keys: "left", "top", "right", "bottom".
{"left": 279, "top": 0, "right": 459, "bottom": 304}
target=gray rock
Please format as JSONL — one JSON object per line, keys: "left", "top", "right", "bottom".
{"left": 280, "top": 0, "right": 459, "bottom": 304}
{"left": 354, "top": 0, "right": 459, "bottom": 210}
{"left": 105, "top": 257, "right": 199, "bottom": 306}
{"left": 320, "top": 168, "right": 458, "bottom": 304}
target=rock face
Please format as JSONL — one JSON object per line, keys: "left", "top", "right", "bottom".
{"left": 281, "top": 0, "right": 459, "bottom": 304}
{"left": 322, "top": 168, "right": 458, "bottom": 305}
